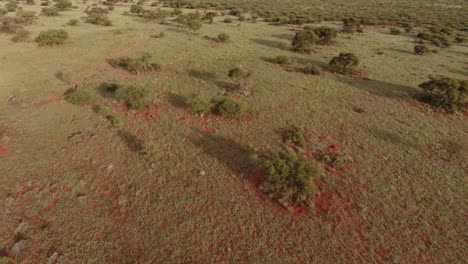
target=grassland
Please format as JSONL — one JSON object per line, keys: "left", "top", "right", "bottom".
{"left": 0, "top": 0, "right": 467, "bottom": 263}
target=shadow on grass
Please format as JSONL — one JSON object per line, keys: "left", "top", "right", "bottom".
{"left": 272, "top": 33, "right": 293, "bottom": 41}
{"left": 250, "top": 38, "right": 290, "bottom": 51}
{"left": 386, "top": 47, "right": 414, "bottom": 55}
{"left": 167, "top": 92, "right": 188, "bottom": 108}
{"left": 186, "top": 69, "right": 236, "bottom": 91}
{"left": 366, "top": 128, "right": 418, "bottom": 150}
{"left": 118, "top": 130, "right": 145, "bottom": 153}
{"left": 336, "top": 77, "right": 420, "bottom": 99}
{"left": 190, "top": 130, "right": 255, "bottom": 175}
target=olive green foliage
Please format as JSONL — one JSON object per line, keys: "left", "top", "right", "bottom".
{"left": 175, "top": 13, "right": 202, "bottom": 32}
{"left": 41, "top": 7, "right": 60, "bottom": 16}
{"left": 129, "top": 4, "right": 144, "bottom": 15}
{"left": 65, "top": 89, "right": 95, "bottom": 104}
{"left": 312, "top": 26, "right": 337, "bottom": 44}
{"left": 67, "top": 19, "right": 79, "bottom": 26}
{"left": 291, "top": 29, "right": 319, "bottom": 54}
{"left": 317, "top": 151, "right": 354, "bottom": 168}
{"left": 216, "top": 32, "right": 230, "bottom": 42}
{"left": 418, "top": 78, "right": 467, "bottom": 112}
{"left": 35, "top": 29, "right": 68, "bottom": 46}
{"left": 143, "top": 9, "right": 170, "bottom": 23}
{"left": 414, "top": 45, "right": 430, "bottom": 55}
{"left": 417, "top": 31, "right": 452, "bottom": 47}
{"left": 342, "top": 17, "right": 364, "bottom": 33}
{"left": 228, "top": 67, "right": 253, "bottom": 92}
{"left": 115, "top": 85, "right": 151, "bottom": 109}
{"left": 85, "top": 7, "right": 112, "bottom": 26}
{"left": 272, "top": 55, "right": 291, "bottom": 65}
{"left": 187, "top": 96, "right": 212, "bottom": 115}
{"left": 211, "top": 96, "right": 248, "bottom": 117}
{"left": 108, "top": 52, "right": 162, "bottom": 74}
{"left": 283, "top": 126, "right": 305, "bottom": 146}
{"left": 54, "top": 0, "right": 72, "bottom": 11}
{"left": 328, "top": 53, "right": 360, "bottom": 74}
{"left": 257, "top": 151, "right": 321, "bottom": 208}
{"left": 390, "top": 28, "right": 401, "bottom": 35}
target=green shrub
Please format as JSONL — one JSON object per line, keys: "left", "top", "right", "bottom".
{"left": 228, "top": 67, "right": 253, "bottom": 92}
{"left": 257, "top": 151, "right": 321, "bottom": 208}
{"left": 418, "top": 77, "right": 467, "bottom": 112}
{"left": 414, "top": 45, "right": 430, "bottom": 55}
{"left": 211, "top": 96, "right": 248, "bottom": 117}
{"left": 129, "top": 4, "right": 144, "bottom": 15}
{"left": 67, "top": 19, "right": 79, "bottom": 26}
{"left": 203, "top": 11, "right": 216, "bottom": 23}
{"left": 329, "top": 53, "right": 360, "bottom": 74}
{"left": 35, "top": 29, "right": 68, "bottom": 46}
{"left": 272, "top": 55, "right": 291, "bottom": 65}
{"left": 390, "top": 28, "right": 401, "bottom": 35}
{"left": 65, "top": 89, "right": 94, "bottom": 104}
{"left": 172, "top": 8, "right": 182, "bottom": 16}
{"left": 175, "top": 13, "right": 202, "bottom": 32}
{"left": 291, "top": 29, "right": 319, "bottom": 54}
{"left": 115, "top": 85, "right": 151, "bottom": 109}
{"left": 342, "top": 17, "right": 364, "bottom": 33}
{"left": 187, "top": 96, "right": 212, "bottom": 115}
{"left": 312, "top": 26, "right": 337, "bottom": 44}
{"left": 54, "top": 0, "right": 72, "bottom": 11}
{"left": 143, "top": 9, "right": 170, "bottom": 23}
{"left": 217, "top": 32, "right": 230, "bottom": 43}
{"left": 85, "top": 13, "right": 112, "bottom": 26}
{"left": 5, "top": 1, "right": 17, "bottom": 12}
{"left": 11, "top": 29, "right": 30, "bottom": 42}
{"left": 223, "top": 17, "right": 232, "bottom": 23}
{"left": 16, "top": 11, "right": 37, "bottom": 25}
{"left": 108, "top": 52, "right": 161, "bottom": 74}
{"left": 151, "top": 32, "right": 165, "bottom": 38}
{"left": 417, "top": 31, "right": 452, "bottom": 47}
{"left": 41, "top": 7, "right": 59, "bottom": 16}
{"left": 0, "top": 8, "right": 7, "bottom": 17}
{"left": 317, "top": 151, "right": 354, "bottom": 168}
{"left": 303, "top": 64, "right": 321, "bottom": 75}
{"left": 283, "top": 126, "right": 305, "bottom": 146}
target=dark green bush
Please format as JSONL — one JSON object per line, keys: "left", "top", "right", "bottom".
{"left": 129, "top": 4, "right": 144, "bottom": 15}
{"left": 257, "top": 151, "right": 321, "bottom": 208}
{"left": 418, "top": 77, "right": 467, "bottom": 112}
{"left": 211, "top": 96, "right": 248, "bottom": 117}
{"left": 108, "top": 52, "right": 161, "bottom": 74}
{"left": 414, "top": 45, "right": 430, "bottom": 55}
{"left": 217, "top": 32, "right": 230, "bottom": 43}
{"left": 41, "top": 7, "right": 59, "bottom": 16}
{"left": 54, "top": 0, "right": 72, "bottom": 11}
{"left": 312, "top": 26, "right": 337, "bottom": 44}
{"left": 342, "top": 17, "right": 364, "bottom": 33}
{"left": 223, "top": 17, "right": 232, "bottom": 23}
{"left": 328, "top": 53, "right": 360, "bottom": 74}
{"left": 67, "top": 19, "right": 79, "bottom": 26}
{"left": 291, "top": 29, "right": 319, "bottom": 54}
{"left": 283, "top": 126, "right": 305, "bottom": 146}
{"left": 35, "top": 29, "right": 68, "bottom": 46}
{"left": 390, "top": 28, "right": 401, "bottom": 35}
{"left": 272, "top": 55, "right": 291, "bottom": 65}
{"left": 65, "top": 89, "right": 94, "bottom": 104}
{"left": 115, "top": 85, "right": 151, "bottom": 109}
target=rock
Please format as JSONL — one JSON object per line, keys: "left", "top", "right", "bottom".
{"left": 199, "top": 170, "right": 206, "bottom": 176}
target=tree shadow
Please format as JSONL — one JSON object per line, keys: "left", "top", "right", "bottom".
{"left": 366, "top": 128, "right": 418, "bottom": 150}
{"left": 250, "top": 38, "right": 290, "bottom": 51}
{"left": 386, "top": 47, "right": 413, "bottom": 55}
{"left": 167, "top": 92, "right": 188, "bottom": 108}
{"left": 271, "top": 33, "right": 293, "bottom": 41}
{"left": 96, "top": 82, "right": 119, "bottom": 99}
{"left": 336, "top": 77, "right": 420, "bottom": 99}
{"left": 190, "top": 130, "right": 255, "bottom": 175}
{"left": 291, "top": 56, "right": 327, "bottom": 67}
{"left": 118, "top": 130, "right": 145, "bottom": 153}
{"left": 186, "top": 69, "right": 236, "bottom": 91}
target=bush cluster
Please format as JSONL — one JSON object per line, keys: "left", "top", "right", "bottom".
{"left": 283, "top": 126, "right": 305, "bottom": 146}
{"left": 115, "top": 85, "right": 151, "bottom": 109}
{"left": 291, "top": 29, "right": 319, "bottom": 54}
{"left": 418, "top": 77, "right": 467, "bottom": 112}
{"left": 65, "top": 89, "right": 95, "bottom": 104}
{"left": 228, "top": 67, "right": 253, "bottom": 92}
{"left": 85, "top": 7, "right": 112, "bottom": 26}
{"left": 41, "top": 7, "right": 60, "bottom": 16}
{"left": 175, "top": 13, "right": 202, "bottom": 32}
{"left": 108, "top": 52, "right": 162, "bottom": 74}
{"left": 187, "top": 96, "right": 248, "bottom": 117}
{"left": 342, "top": 17, "right": 364, "bottom": 33}
{"left": 414, "top": 45, "right": 430, "bottom": 55}
{"left": 35, "top": 29, "right": 68, "bottom": 46}
{"left": 417, "top": 31, "right": 452, "bottom": 47}
{"left": 328, "top": 53, "right": 360, "bottom": 74}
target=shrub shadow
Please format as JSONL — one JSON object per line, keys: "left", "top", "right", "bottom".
{"left": 167, "top": 92, "right": 188, "bottom": 108}
{"left": 337, "top": 77, "right": 420, "bottom": 99}
{"left": 250, "top": 38, "right": 290, "bottom": 51}
{"left": 366, "top": 128, "right": 418, "bottom": 150}
{"left": 118, "top": 130, "right": 145, "bottom": 153}
{"left": 272, "top": 33, "right": 293, "bottom": 41}
{"left": 186, "top": 69, "right": 236, "bottom": 91}
{"left": 190, "top": 130, "right": 255, "bottom": 175}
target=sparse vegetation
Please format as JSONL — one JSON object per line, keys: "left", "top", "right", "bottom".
{"left": 11, "top": 29, "right": 30, "bottom": 42}
{"left": 108, "top": 52, "right": 162, "bottom": 74}
{"left": 67, "top": 18, "right": 79, "bottom": 26}
{"left": 187, "top": 96, "right": 212, "bottom": 115}
{"left": 283, "top": 126, "right": 305, "bottom": 146}
{"left": 228, "top": 67, "right": 253, "bottom": 92}
{"left": 65, "top": 89, "right": 94, "bottom": 104}
{"left": 303, "top": 64, "right": 321, "bottom": 75}
{"left": 34, "top": 29, "right": 68, "bottom": 46}
{"left": 115, "top": 85, "right": 151, "bottom": 109}
{"left": 211, "top": 96, "right": 248, "bottom": 117}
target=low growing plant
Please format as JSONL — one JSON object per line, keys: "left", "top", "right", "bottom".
{"left": 35, "top": 29, "right": 68, "bottom": 46}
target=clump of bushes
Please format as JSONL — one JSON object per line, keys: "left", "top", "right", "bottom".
{"left": 414, "top": 45, "right": 430, "bottom": 55}
{"left": 85, "top": 8, "right": 112, "bottom": 26}
{"left": 211, "top": 96, "right": 248, "bottom": 117}
{"left": 186, "top": 96, "right": 248, "bottom": 117}
{"left": 41, "top": 7, "right": 59, "bottom": 16}
{"left": 228, "top": 67, "right": 253, "bottom": 93}
{"left": 272, "top": 55, "right": 291, "bottom": 65}
{"left": 216, "top": 32, "right": 230, "bottom": 43}
{"left": 0, "top": 17, "right": 24, "bottom": 33}
{"left": 96, "top": 105, "right": 123, "bottom": 128}
{"left": 283, "top": 126, "right": 305, "bottom": 146}
{"left": 108, "top": 52, "right": 161, "bottom": 74}
{"left": 54, "top": 0, "right": 72, "bottom": 11}
{"left": 5, "top": 1, "right": 17, "bottom": 12}
{"left": 11, "top": 29, "right": 30, "bottom": 42}
{"left": 16, "top": 11, "right": 38, "bottom": 25}
{"left": 312, "top": 26, "right": 337, "bottom": 44}
{"left": 115, "top": 85, "right": 151, "bottom": 109}
{"left": 35, "top": 29, "right": 68, "bottom": 46}
{"left": 65, "top": 89, "right": 94, "bottom": 105}
{"left": 175, "top": 13, "right": 202, "bottom": 33}
{"left": 67, "top": 19, "right": 79, "bottom": 26}
{"left": 129, "top": 4, "right": 144, "bottom": 16}
{"left": 328, "top": 53, "right": 360, "bottom": 75}
{"left": 390, "top": 28, "right": 401, "bottom": 35}
{"left": 203, "top": 11, "right": 216, "bottom": 23}
{"left": 256, "top": 150, "right": 322, "bottom": 208}
{"left": 417, "top": 31, "right": 452, "bottom": 47}
{"left": 418, "top": 77, "right": 467, "bottom": 112}
{"left": 291, "top": 29, "right": 319, "bottom": 54}
{"left": 342, "top": 17, "right": 364, "bottom": 33}
{"left": 303, "top": 64, "right": 321, "bottom": 75}
{"left": 317, "top": 150, "right": 354, "bottom": 169}
{"left": 143, "top": 9, "right": 170, "bottom": 24}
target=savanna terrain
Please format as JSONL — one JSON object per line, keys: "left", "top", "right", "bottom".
{"left": 0, "top": 0, "right": 467, "bottom": 263}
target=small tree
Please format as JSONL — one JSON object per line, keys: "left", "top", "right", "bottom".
{"left": 129, "top": 4, "right": 144, "bottom": 16}
{"left": 418, "top": 78, "right": 467, "bottom": 112}
{"left": 291, "top": 30, "right": 319, "bottom": 54}
{"left": 35, "top": 29, "right": 68, "bottom": 46}
{"left": 342, "top": 17, "right": 363, "bottom": 33}
{"left": 217, "top": 32, "right": 230, "bottom": 43}
{"left": 228, "top": 67, "right": 253, "bottom": 92}
{"left": 328, "top": 53, "right": 360, "bottom": 74}
{"left": 54, "top": 0, "right": 72, "bottom": 11}
{"left": 414, "top": 45, "right": 430, "bottom": 55}
{"left": 312, "top": 27, "right": 337, "bottom": 45}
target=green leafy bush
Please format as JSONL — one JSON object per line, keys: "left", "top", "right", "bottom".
{"left": 390, "top": 28, "right": 401, "bottom": 35}
{"left": 187, "top": 96, "right": 212, "bottom": 115}
{"left": 272, "top": 55, "right": 291, "bottom": 65}
{"left": 414, "top": 45, "right": 430, "bottom": 55}
{"left": 257, "top": 151, "right": 321, "bottom": 208}
{"left": 291, "top": 29, "right": 319, "bottom": 54}
{"left": 342, "top": 17, "right": 364, "bottom": 33}
{"left": 115, "top": 85, "right": 151, "bottom": 109}
{"left": 108, "top": 52, "right": 161, "bottom": 74}
{"left": 223, "top": 17, "right": 232, "bottom": 23}
{"left": 283, "top": 126, "right": 305, "bottom": 146}
{"left": 41, "top": 7, "right": 59, "bottom": 16}
{"left": 67, "top": 19, "right": 79, "bottom": 26}
{"left": 35, "top": 29, "right": 68, "bottom": 46}
{"left": 328, "top": 52, "right": 360, "bottom": 74}
{"left": 312, "top": 26, "right": 337, "bottom": 44}
{"left": 211, "top": 96, "right": 248, "bottom": 117}
{"left": 217, "top": 32, "right": 230, "bottom": 43}
{"left": 65, "top": 89, "right": 94, "bottom": 104}
{"left": 418, "top": 77, "right": 467, "bottom": 112}
{"left": 54, "top": 0, "right": 72, "bottom": 11}
{"left": 129, "top": 4, "right": 144, "bottom": 15}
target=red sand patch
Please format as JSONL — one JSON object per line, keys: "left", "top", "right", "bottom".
{"left": 0, "top": 145, "right": 7, "bottom": 153}
{"left": 35, "top": 94, "right": 63, "bottom": 107}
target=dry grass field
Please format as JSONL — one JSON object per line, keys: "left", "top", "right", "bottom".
{"left": 0, "top": 0, "right": 467, "bottom": 263}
